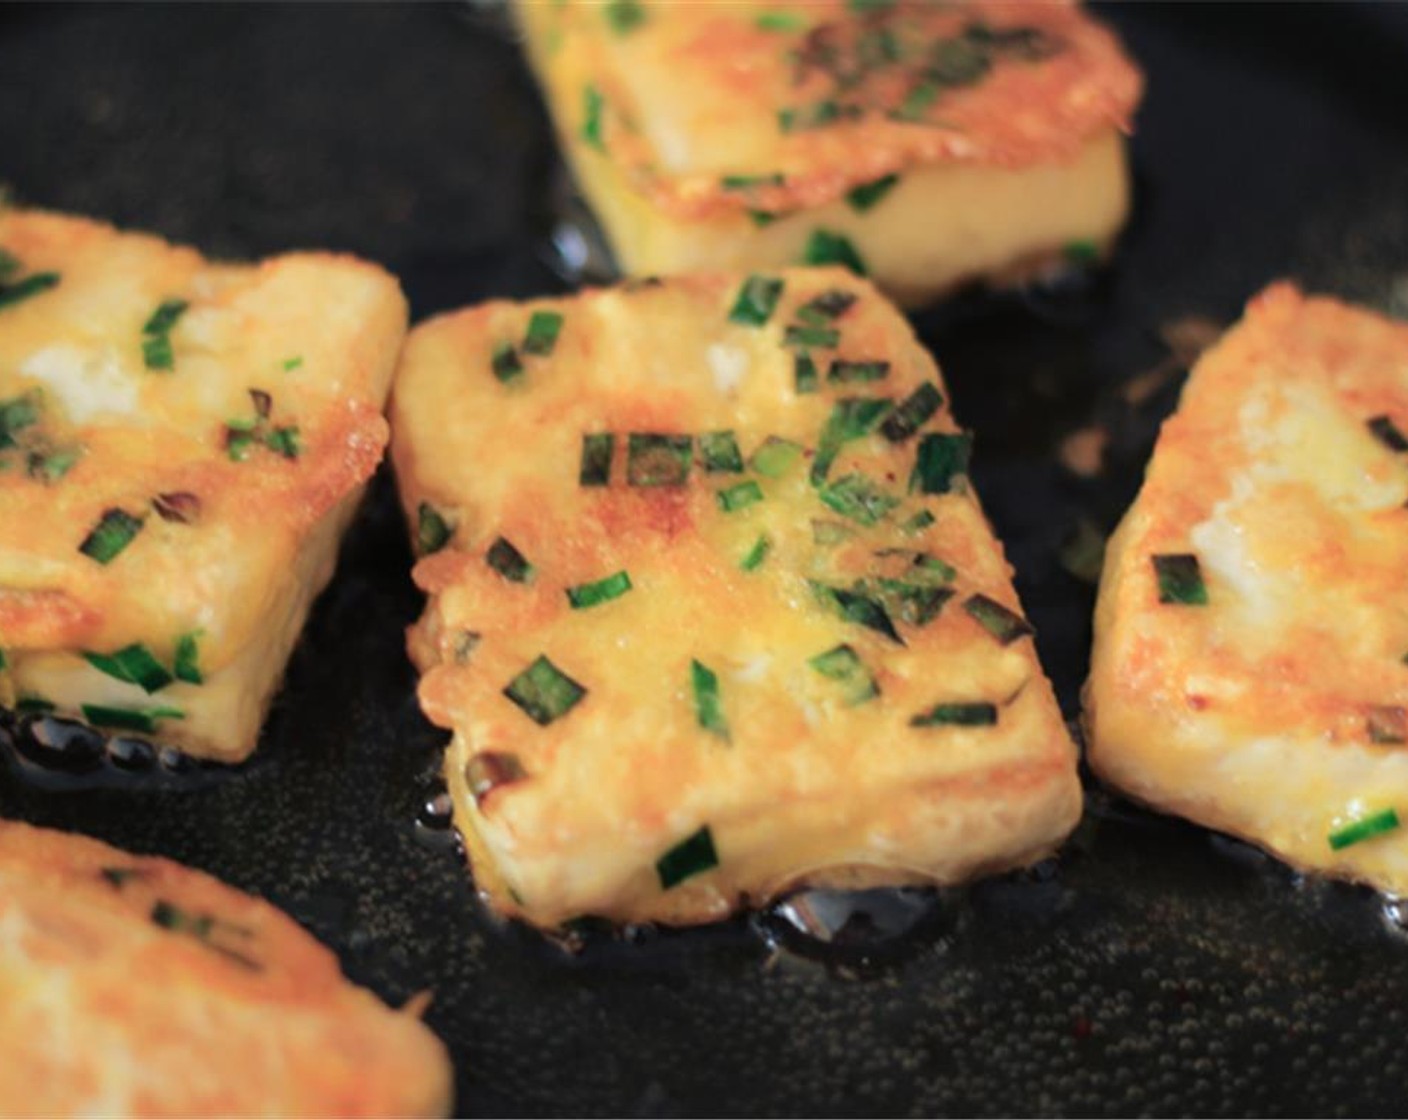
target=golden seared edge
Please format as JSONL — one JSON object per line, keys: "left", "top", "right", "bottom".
{"left": 0, "top": 819, "right": 452, "bottom": 1118}
{"left": 0, "top": 208, "right": 408, "bottom": 761}
{"left": 390, "top": 267, "right": 1080, "bottom": 929}
{"left": 1086, "top": 283, "right": 1408, "bottom": 893}
{"left": 516, "top": 0, "right": 1142, "bottom": 305}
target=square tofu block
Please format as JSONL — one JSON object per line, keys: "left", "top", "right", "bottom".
{"left": 0, "top": 209, "right": 407, "bottom": 762}
{"left": 517, "top": 0, "right": 1143, "bottom": 306}
{"left": 1088, "top": 284, "right": 1408, "bottom": 892}
{"left": 391, "top": 268, "right": 1080, "bottom": 927}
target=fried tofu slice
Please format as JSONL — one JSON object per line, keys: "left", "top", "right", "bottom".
{"left": 0, "top": 208, "right": 407, "bottom": 762}
{"left": 390, "top": 268, "right": 1080, "bottom": 928}
{"left": 0, "top": 819, "right": 452, "bottom": 1117}
{"left": 1087, "top": 283, "right": 1408, "bottom": 891}
{"left": 516, "top": 0, "right": 1143, "bottom": 306}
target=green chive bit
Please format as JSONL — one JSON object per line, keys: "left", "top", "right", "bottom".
{"left": 141, "top": 299, "right": 189, "bottom": 371}
{"left": 1367, "top": 706, "right": 1407, "bottom": 745}
{"left": 1368, "top": 415, "right": 1408, "bottom": 452}
{"left": 143, "top": 299, "right": 188, "bottom": 336}
{"left": 721, "top": 173, "right": 786, "bottom": 191}
{"left": 728, "top": 275, "right": 784, "bottom": 327}
{"left": 812, "top": 519, "right": 854, "bottom": 547}
{"left": 796, "top": 290, "right": 856, "bottom": 325}
{"left": 963, "top": 594, "right": 1034, "bottom": 645}
{"left": 627, "top": 433, "right": 692, "bottom": 487}
{"left": 910, "top": 702, "right": 998, "bottom": 728}
{"left": 15, "top": 695, "right": 55, "bottom": 715}
{"left": 808, "top": 643, "right": 878, "bottom": 705}
{"left": 811, "top": 397, "right": 893, "bottom": 485}
{"left": 902, "top": 509, "right": 937, "bottom": 535}
{"left": 829, "top": 360, "right": 890, "bottom": 384}
{"left": 1152, "top": 553, "right": 1208, "bottom": 606}
{"left": 604, "top": 0, "right": 646, "bottom": 34}
{"left": 566, "top": 570, "right": 633, "bottom": 609}
{"left": 802, "top": 229, "right": 868, "bottom": 276}
{"left": 845, "top": 173, "right": 899, "bottom": 213}
{"left": 794, "top": 352, "right": 819, "bottom": 394}
{"left": 28, "top": 446, "right": 81, "bottom": 483}
{"left": 486, "top": 537, "right": 535, "bottom": 583}
{"left": 1329, "top": 807, "right": 1401, "bottom": 851}
{"left": 0, "top": 648, "right": 7, "bottom": 671}
{"left": 910, "top": 431, "right": 972, "bottom": 495}
{"left": 881, "top": 383, "right": 943, "bottom": 442}
{"left": 755, "top": 10, "right": 807, "bottom": 31}
{"left": 0, "top": 271, "right": 61, "bottom": 311}
{"left": 582, "top": 84, "right": 606, "bottom": 151}
{"left": 282, "top": 355, "right": 304, "bottom": 372}
{"left": 81, "top": 704, "right": 185, "bottom": 734}
{"left": 740, "top": 533, "right": 771, "bottom": 572}
{"left": 79, "top": 508, "right": 145, "bottom": 565}
{"left": 656, "top": 825, "right": 719, "bottom": 889}
{"left": 264, "top": 425, "right": 301, "bottom": 460}
{"left": 930, "top": 37, "right": 991, "bottom": 87}
{"left": 690, "top": 660, "right": 729, "bottom": 741}
{"left": 174, "top": 631, "right": 203, "bottom": 684}
{"left": 699, "top": 430, "right": 744, "bottom": 473}
{"left": 717, "top": 480, "right": 764, "bottom": 513}
{"left": 503, "top": 655, "right": 587, "bottom": 725}
{"left": 523, "top": 310, "right": 564, "bottom": 356}
{"left": 783, "top": 324, "right": 840, "bottom": 349}
{"left": 580, "top": 433, "right": 614, "bottom": 486}
{"left": 416, "top": 502, "right": 453, "bottom": 555}
{"left": 83, "top": 643, "right": 174, "bottom": 694}
{"left": 878, "top": 580, "right": 953, "bottom": 627}
{"left": 748, "top": 209, "right": 784, "bottom": 228}
{"left": 875, "top": 548, "right": 957, "bottom": 585}
{"left": 892, "top": 80, "right": 939, "bottom": 123}
{"left": 818, "top": 473, "right": 899, "bottom": 526}
{"left": 100, "top": 866, "right": 146, "bottom": 888}
{"left": 750, "top": 436, "right": 802, "bottom": 478}
{"left": 809, "top": 580, "right": 903, "bottom": 645}
{"left": 492, "top": 342, "right": 524, "bottom": 382}
{"left": 0, "top": 392, "right": 40, "bottom": 449}
{"left": 778, "top": 100, "right": 847, "bottom": 133}
{"left": 1064, "top": 239, "right": 1101, "bottom": 265}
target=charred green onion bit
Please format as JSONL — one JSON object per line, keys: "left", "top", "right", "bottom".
{"left": 1152, "top": 553, "right": 1208, "bottom": 605}
{"left": 963, "top": 594, "right": 1034, "bottom": 645}
{"left": 656, "top": 825, "right": 718, "bottom": 889}
{"left": 416, "top": 502, "right": 453, "bottom": 555}
{"left": 1368, "top": 415, "right": 1408, "bottom": 452}
{"left": 580, "top": 433, "right": 614, "bottom": 486}
{"left": 1329, "top": 807, "right": 1401, "bottom": 851}
{"left": 486, "top": 537, "right": 534, "bottom": 583}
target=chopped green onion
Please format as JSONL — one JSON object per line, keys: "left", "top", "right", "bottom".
{"left": 582, "top": 84, "right": 606, "bottom": 150}
{"left": 808, "top": 643, "right": 878, "bottom": 705}
{"left": 81, "top": 703, "right": 185, "bottom": 734}
{"left": 656, "top": 825, "right": 718, "bottom": 889}
{"left": 910, "top": 702, "right": 997, "bottom": 727}
{"left": 783, "top": 324, "right": 840, "bottom": 349}
{"left": 79, "top": 508, "right": 144, "bottom": 565}
{"left": 811, "top": 519, "right": 855, "bottom": 546}
{"left": 931, "top": 37, "right": 991, "bottom": 87}
{"left": 15, "top": 695, "right": 55, "bottom": 715}
{"left": 627, "top": 433, "right": 692, "bottom": 487}
{"left": 794, "top": 352, "right": 819, "bottom": 394}
{"left": 728, "top": 275, "right": 785, "bottom": 326}
{"left": 0, "top": 392, "right": 40, "bottom": 449}
{"left": 1152, "top": 553, "right": 1208, "bottom": 606}
{"left": 225, "top": 421, "right": 257, "bottom": 461}
{"left": 27, "top": 446, "right": 81, "bottom": 483}
{"left": 580, "top": 433, "right": 614, "bottom": 486}
{"left": 282, "top": 355, "right": 304, "bottom": 371}
{"left": 846, "top": 174, "right": 899, "bottom": 212}
{"left": 264, "top": 425, "right": 300, "bottom": 460}
{"left": 875, "top": 548, "right": 956, "bottom": 584}
{"left": 0, "top": 271, "right": 60, "bottom": 311}
{"left": 750, "top": 435, "right": 802, "bottom": 478}
{"left": 149, "top": 901, "right": 259, "bottom": 970}
{"left": 901, "top": 509, "right": 936, "bottom": 534}
{"left": 1368, "top": 706, "right": 1407, "bottom": 745}
{"left": 963, "top": 594, "right": 1034, "bottom": 644}
{"left": 100, "top": 866, "right": 146, "bottom": 888}
{"left": 892, "top": 80, "right": 939, "bottom": 123}
{"left": 416, "top": 502, "right": 453, "bottom": 555}
{"left": 810, "top": 580, "right": 903, "bottom": 644}
{"left": 811, "top": 397, "right": 893, "bottom": 485}
{"left": 143, "top": 299, "right": 188, "bottom": 336}
{"left": 83, "top": 643, "right": 174, "bottom": 694}
{"left": 690, "top": 659, "right": 729, "bottom": 741}
{"left": 796, "top": 290, "right": 856, "bottom": 325}
{"left": 487, "top": 537, "right": 535, "bottom": 583}
{"left": 566, "top": 570, "right": 633, "bottom": 609}
{"left": 876, "top": 580, "right": 953, "bottom": 626}
{"left": 699, "top": 430, "right": 744, "bottom": 473}
{"left": 748, "top": 209, "right": 785, "bottom": 227}
{"left": 174, "top": 631, "right": 203, "bottom": 685}
{"left": 848, "top": 0, "right": 895, "bottom": 11}
{"left": 604, "top": 0, "right": 646, "bottom": 34}
{"left": 778, "top": 100, "right": 847, "bottom": 133}
{"left": 818, "top": 473, "right": 899, "bottom": 525}
{"left": 717, "top": 480, "right": 764, "bottom": 513}
{"left": 1368, "top": 415, "right": 1408, "bottom": 452}
{"left": 802, "top": 229, "right": 868, "bottom": 276}
{"left": 492, "top": 342, "right": 524, "bottom": 382}
{"left": 881, "top": 383, "right": 943, "bottom": 442}
{"left": 829, "top": 360, "right": 890, "bottom": 384}
{"left": 740, "top": 534, "right": 771, "bottom": 571}
{"left": 721, "top": 173, "right": 786, "bottom": 191}
{"left": 1329, "top": 807, "right": 1401, "bottom": 850}
{"left": 755, "top": 10, "right": 807, "bottom": 31}
{"left": 141, "top": 299, "right": 189, "bottom": 371}
{"left": 1064, "top": 239, "right": 1101, "bottom": 265}
{"left": 503, "top": 655, "right": 587, "bottom": 725}
{"left": 523, "top": 310, "right": 564, "bottom": 356}
{"left": 910, "top": 431, "right": 972, "bottom": 494}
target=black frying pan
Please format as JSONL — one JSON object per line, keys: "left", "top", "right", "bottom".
{"left": 5, "top": 3, "right": 1408, "bottom": 1114}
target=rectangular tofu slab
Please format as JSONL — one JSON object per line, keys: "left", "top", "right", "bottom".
{"left": 391, "top": 268, "right": 1080, "bottom": 927}
{"left": 0, "top": 208, "right": 407, "bottom": 762}
{"left": 1087, "top": 283, "right": 1408, "bottom": 892}
{"left": 517, "top": 0, "right": 1143, "bottom": 306}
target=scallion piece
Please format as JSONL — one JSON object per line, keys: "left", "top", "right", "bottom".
{"left": 728, "top": 275, "right": 785, "bottom": 326}
{"left": 81, "top": 703, "right": 185, "bottom": 734}
{"left": 931, "top": 36, "right": 991, "bottom": 87}
{"left": 794, "top": 352, "right": 819, "bottom": 394}
{"left": 141, "top": 298, "right": 189, "bottom": 371}
{"left": 963, "top": 594, "right": 1034, "bottom": 644}
{"left": 503, "top": 655, "right": 587, "bottom": 725}
{"left": 740, "top": 533, "right": 771, "bottom": 571}
{"left": 784, "top": 324, "right": 840, "bottom": 349}
{"left": 808, "top": 643, "right": 878, "bottom": 705}
{"left": 876, "top": 579, "right": 953, "bottom": 626}
{"left": 846, "top": 174, "right": 899, "bottom": 212}
{"left": 750, "top": 436, "right": 802, "bottom": 478}
{"left": 910, "top": 431, "right": 972, "bottom": 494}
{"left": 721, "top": 173, "right": 786, "bottom": 191}
{"left": 523, "top": 310, "right": 564, "bottom": 356}
{"left": 748, "top": 209, "right": 785, "bottom": 228}
{"left": 881, "top": 383, "right": 943, "bottom": 442}
{"left": 79, "top": 508, "right": 144, "bottom": 565}
{"left": 1064, "top": 239, "right": 1101, "bottom": 265}
{"left": 580, "top": 433, "right": 614, "bottom": 486}
{"left": 875, "top": 548, "right": 957, "bottom": 584}
{"left": 796, "top": 290, "right": 856, "bottom": 325}
{"left": 778, "top": 100, "right": 844, "bottom": 133}
{"left": 818, "top": 473, "right": 899, "bottom": 525}
{"left": 566, "top": 570, "right": 633, "bottom": 609}
{"left": 100, "top": 866, "right": 146, "bottom": 888}
{"left": 27, "top": 446, "right": 81, "bottom": 483}
{"left": 0, "top": 392, "right": 40, "bottom": 449}
{"left": 811, "top": 397, "right": 893, "bottom": 485}
{"left": 656, "top": 825, "right": 718, "bottom": 889}
{"left": 416, "top": 502, "right": 453, "bottom": 555}
{"left": 802, "top": 229, "right": 868, "bottom": 276}
{"left": 264, "top": 425, "right": 301, "bottom": 460}
{"left": 487, "top": 537, "right": 534, "bottom": 583}
{"left": 910, "top": 702, "right": 997, "bottom": 728}
{"left": 892, "top": 80, "right": 939, "bottom": 123}
{"left": 902, "top": 509, "right": 936, "bottom": 534}
{"left": 809, "top": 581, "right": 903, "bottom": 644}
{"left": 1152, "top": 553, "right": 1208, "bottom": 606}
{"left": 0, "top": 271, "right": 60, "bottom": 311}
{"left": 83, "top": 643, "right": 174, "bottom": 694}
{"left": 582, "top": 84, "right": 606, "bottom": 150}
{"left": 174, "top": 631, "right": 203, "bottom": 685}
{"left": 282, "top": 355, "right": 304, "bottom": 371}
{"left": 829, "top": 360, "right": 890, "bottom": 384}
{"left": 604, "top": 0, "right": 646, "bottom": 34}
{"left": 755, "top": 10, "right": 807, "bottom": 31}
{"left": 1368, "top": 415, "right": 1408, "bottom": 452}
{"left": 699, "top": 430, "right": 744, "bottom": 473}
{"left": 492, "top": 342, "right": 524, "bottom": 382}
{"left": 690, "top": 659, "right": 729, "bottom": 741}
{"left": 1367, "top": 706, "right": 1407, "bottom": 745}
{"left": 1329, "top": 807, "right": 1401, "bottom": 851}
{"left": 716, "top": 480, "right": 764, "bottom": 513}
{"left": 15, "top": 695, "right": 55, "bottom": 715}
{"left": 811, "top": 519, "right": 855, "bottom": 546}
{"left": 627, "top": 433, "right": 692, "bottom": 487}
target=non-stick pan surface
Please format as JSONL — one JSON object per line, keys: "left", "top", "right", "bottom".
{"left": 5, "top": 3, "right": 1408, "bottom": 1115}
